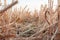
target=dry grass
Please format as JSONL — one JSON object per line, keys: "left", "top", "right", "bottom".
{"left": 0, "top": 4, "right": 59, "bottom": 40}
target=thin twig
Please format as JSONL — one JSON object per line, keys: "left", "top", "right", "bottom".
{"left": 0, "top": 0, "right": 18, "bottom": 13}
{"left": 51, "top": 27, "right": 58, "bottom": 40}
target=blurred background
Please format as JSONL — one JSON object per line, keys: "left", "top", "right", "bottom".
{"left": 0, "top": 0, "right": 58, "bottom": 11}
